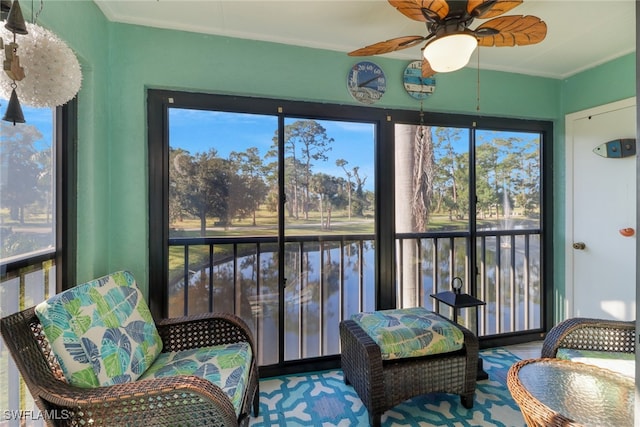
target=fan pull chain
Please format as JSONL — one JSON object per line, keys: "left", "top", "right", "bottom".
{"left": 418, "top": 100, "right": 425, "bottom": 142}
{"left": 31, "top": 0, "right": 44, "bottom": 23}
{"left": 476, "top": 44, "right": 481, "bottom": 112}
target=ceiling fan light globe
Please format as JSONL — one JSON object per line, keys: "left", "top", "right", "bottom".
{"left": 423, "top": 33, "right": 478, "bottom": 73}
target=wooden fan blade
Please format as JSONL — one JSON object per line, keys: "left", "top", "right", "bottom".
{"left": 475, "top": 15, "right": 547, "bottom": 47}
{"left": 348, "top": 35, "right": 426, "bottom": 56}
{"left": 422, "top": 58, "right": 437, "bottom": 77}
{"left": 467, "top": 0, "right": 523, "bottom": 19}
{"left": 388, "top": 0, "right": 449, "bottom": 22}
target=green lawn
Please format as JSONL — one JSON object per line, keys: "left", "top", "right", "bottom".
{"left": 167, "top": 206, "right": 539, "bottom": 279}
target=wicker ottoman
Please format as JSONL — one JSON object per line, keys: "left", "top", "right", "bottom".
{"left": 339, "top": 308, "right": 478, "bottom": 427}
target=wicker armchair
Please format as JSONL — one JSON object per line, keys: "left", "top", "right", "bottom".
{"left": 1, "top": 307, "right": 260, "bottom": 427}
{"left": 340, "top": 314, "right": 478, "bottom": 427}
{"left": 541, "top": 317, "right": 635, "bottom": 358}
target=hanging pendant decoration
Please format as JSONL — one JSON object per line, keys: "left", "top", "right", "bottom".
{"left": 3, "top": 40, "right": 24, "bottom": 80}
{"left": 4, "top": 0, "right": 26, "bottom": 34}
{"left": 0, "top": 22, "right": 81, "bottom": 107}
{"left": 2, "top": 84, "right": 24, "bottom": 123}
{"left": 1, "top": 0, "right": 27, "bottom": 125}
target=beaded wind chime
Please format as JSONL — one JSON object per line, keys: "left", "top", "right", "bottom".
{"left": 0, "top": 0, "right": 82, "bottom": 124}
{"left": 1, "top": 0, "right": 26, "bottom": 124}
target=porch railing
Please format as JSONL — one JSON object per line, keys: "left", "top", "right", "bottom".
{"left": 0, "top": 257, "right": 56, "bottom": 427}
{"left": 396, "top": 229, "right": 542, "bottom": 336}
{"left": 169, "top": 228, "right": 542, "bottom": 364}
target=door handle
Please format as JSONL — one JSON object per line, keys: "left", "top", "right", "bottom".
{"left": 572, "top": 242, "right": 586, "bottom": 250}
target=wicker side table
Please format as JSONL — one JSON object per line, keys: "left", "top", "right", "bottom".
{"left": 507, "top": 358, "right": 634, "bottom": 427}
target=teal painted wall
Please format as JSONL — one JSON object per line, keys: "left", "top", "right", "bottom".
{"left": 562, "top": 53, "right": 635, "bottom": 115}
{"left": 34, "top": 1, "right": 112, "bottom": 283}
{"left": 35, "top": 2, "right": 635, "bottom": 312}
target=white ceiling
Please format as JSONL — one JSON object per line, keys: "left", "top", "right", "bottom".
{"left": 93, "top": 0, "right": 636, "bottom": 79}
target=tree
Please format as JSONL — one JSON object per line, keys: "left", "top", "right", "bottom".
{"left": 475, "top": 134, "right": 535, "bottom": 223}
{"left": 280, "top": 120, "right": 333, "bottom": 220}
{"left": 351, "top": 166, "right": 368, "bottom": 217}
{"left": 173, "top": 149, "right": 230, "bottom": 235}
{"left": 227, "top": 171, "right": 266, "bottom": 225}
{"left": 32, "top": 148, "right": 53, "bottom": 223}
{"left": 509, "top": 138, "right": 540, "bottom": 217}
{"left": 336, "top": 159, "right": 369, "bottom": 218}
{"left": 494, "top": 137, "right": 523, "bottom": 219}
{"left": 271, "top": 129, "right": 300, "bottom": 219}
{"left": 395, "top": 124, "right": 438, "bottom": 306}
{"left": 310, "top": 172, "right": 339, "bottom": 229}
{"left": 169, "top": 148, "right": 190, "bottom": 225}
{"left": 281, "top": 156, "right": 306, "bottom": 219}
{"left": 0, "top": 122, "right": 44, "bottom": 224}
{"left": 336, "top": 159, "right": 353, "bottom": 219}
{"left": 434, "top": 127, "right": 465, "bottom": 221}
{"left": 411, "top": 126, "right": 435, "bottom": 229}
{"left": 475, "top": 142, "right": 500, "bottom": 219}
{"left": 517, "top": 143, "right": 540, "bottom": 216}
{"left": 262, "top": 146, "right": 279, "bottom": 214}
{"left": 229, "top": 147, "right": 269, "bottom": 226}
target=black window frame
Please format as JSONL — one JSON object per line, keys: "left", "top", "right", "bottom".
{"left": 147, "top": 89, "right": 554, "bottom": 350}
{"left": 0, "top": 98, "right": 77, "bottom": 292}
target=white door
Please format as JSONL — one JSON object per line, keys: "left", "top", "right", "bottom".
{"left": 565, "top": 98, "right": 636, "bottom": 321}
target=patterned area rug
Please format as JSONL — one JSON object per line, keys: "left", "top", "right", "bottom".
{"left": 249, "top": 348, "right": 525, "bottom": 427}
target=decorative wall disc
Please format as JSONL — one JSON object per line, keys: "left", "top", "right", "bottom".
{"left": 0, "top": 22, "right": 82, "bottom": 107}
{"left": 403, "top": 60, "right": 436, "bottom": 100}
{"left": 347, "top": 61, "right": 386, "bottom": 105}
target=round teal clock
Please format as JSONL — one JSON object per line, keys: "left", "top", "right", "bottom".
{"left": 347, "top": 61, "right": 386, "bottom": 105}
{"left": 403, "top": 60, "right": 436, "bottom": 100}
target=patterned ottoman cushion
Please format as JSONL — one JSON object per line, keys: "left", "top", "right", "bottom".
{"left": 351, "top": 307, "right": 464, "bottom": 360}
{"left": 35, "top": 271, "right": 163, "bottom": 388}
{"left": 140, "top": 342, "right": 252, "bottom": 416}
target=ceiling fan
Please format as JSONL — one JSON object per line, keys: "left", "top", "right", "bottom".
{"left": 349, "top": 0, "right": 547, "bottom": 77}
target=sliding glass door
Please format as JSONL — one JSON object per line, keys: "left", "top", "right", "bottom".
{"left": 394, "top": 122, "right": 543, "bottom": 337}
{"left": 163, "top": 100, "right": 377, "bottom": 367}
{"left": 475, "top": 129, "right": 542, "bottom": 335}
{"left": 167, "top": 108, "right": 280, "bottom": 365}
{"left": 149, "top": 90, "right": 552, "bottom": 373}
{"left": 281, "top": 118, "right": 376, "bottom": 361}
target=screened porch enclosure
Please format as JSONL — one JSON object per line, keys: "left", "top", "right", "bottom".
{"left": 157, "top": 93, "right": 547, "bottom": 370}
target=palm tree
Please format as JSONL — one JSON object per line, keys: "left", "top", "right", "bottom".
{"left": 395, "top": 124, "right": 435, "bottom": 307}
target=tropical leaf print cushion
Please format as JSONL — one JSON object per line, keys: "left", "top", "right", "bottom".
{"left": 35, "top": 271, "right": 163, "bottom": 387}
{"left": 140, "top": 342, "right": 252, "bottom": 416}
{"left": 352, "top": 307, "right": 464, "bottom": 360}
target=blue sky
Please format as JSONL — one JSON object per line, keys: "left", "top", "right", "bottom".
{"left": 167, "top": 107, "right": 541, "bottom": 195}
{"left": 1, "top": 97, "right": 538, "bottom": 184}
{"left": 0, "top": 96, "right": 53, "bottom": 151}
{"left": 169, "top": 108, "right": 377, "bottom": 191}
